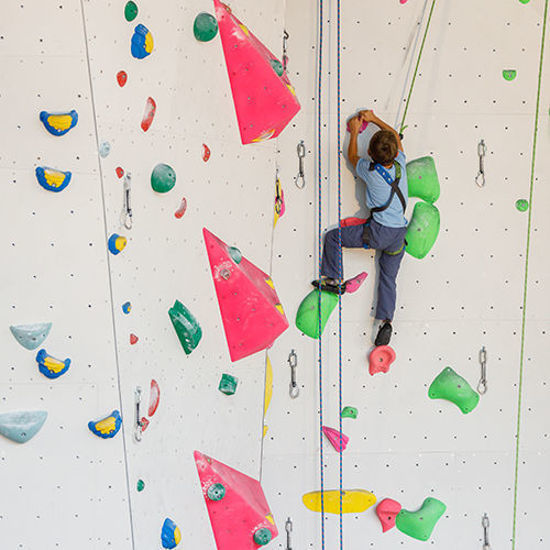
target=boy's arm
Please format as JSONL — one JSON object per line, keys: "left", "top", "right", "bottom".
{"left": 347, "top": 116, "right": 362, "bottom": 167}
{"left": 360, "top": 110, "right": 404, "bottom": 153}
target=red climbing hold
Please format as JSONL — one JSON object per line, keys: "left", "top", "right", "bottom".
{"left": 130, "top": 333, "right": 139, "bottom": 345}
{"left": 376, "top": 498, "right": 402, "bottom": 533}
{"left": 203, "top": 228, "right": 289, "bottom": 362}
{"left": 117, "top": 70, "right": 128, "bottom": 87}
{"left": 322, "top": 426, "right": 349, "bottom": 452}
{"left": 148, "top": 379, "right": 160, "bottom": 417}
{"left": 368, "top": 345, "right": 396, "bottom": 375}
{"left": 202, "top": 144, "right": 211, "bottom": 162}
{"left": 140, "top": 417, "right": 150, "bottom": 431}
{"left": 174, "top": 197, "right": 187, "bottom": 219}
{"left": 141, "top": 97, "right": 156, "bottom": 132}
{"left": 116, "top": 166, "right": 124, "bottom": 179}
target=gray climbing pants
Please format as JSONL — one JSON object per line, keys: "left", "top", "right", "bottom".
{"left": 320, "top": 219, "right": 407, "bottom": 321}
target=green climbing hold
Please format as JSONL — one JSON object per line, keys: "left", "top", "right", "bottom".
{"left": 396, "top": 497, "right": 446, "bottom": 541}
{"left": 428, "top": 367, "right": 479, "bottom": 414}
{"left": 168, "top": 300, "right": 202, "bottom": 355}
{"left": 137, "top": 479, "right": 145, "bottom": 492}
{"left": 503, "top": 69, "right": 517, "bottom": 81}
{"left": 516, "top": 199, "right": 529, "bottom": 212}
{"left": 295, "top": 289, "right": 339, "bottom": 339}
{"left": 193, "top": 12, "right": 219, "bottom": 42}
{"left": 253, "top": 528, "right": 273, "bottom": 546}
{"left": 270, "top": 59, "right": 284, "bottom": 77}
{"left": 405, "top": 202, "right": 440, "bottom": 259}
{"left": 228, "top": 246, "right": 242, "bottom": 264}
{"left": 151, "top": 164, "right": 176, "bottom": 193}
{"left": 124, "top": 1, "right": 138, "bottom": 22}
{"left": 341, "top": 406, "right": 358, "bottom": 419}
{"left": 519, "top": 0, "right": 530, "bottom": 3}
{"left": 207, "top": 482, "right": 226, "bottom": 501}
{"left": 219, "top": 373, "right": 238, "bottom": 395}
{"left": 406, "top": 156, "right": 440, "bottom": 204}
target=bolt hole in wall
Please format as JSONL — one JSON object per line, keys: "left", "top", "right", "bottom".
{"left": 1, "top": 0, "right": 549, "bottom": 549}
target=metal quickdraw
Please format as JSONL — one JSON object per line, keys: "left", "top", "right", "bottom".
{"left": 288, "top": 349, "right": 299, "bottom": 398}
{"left": 121, "top": 172, "right": 133, "bottom": 230}
{"left": 476, "top": 139, "right": 487, "bottom": 187}
{"left": 285, "top": 517, "right": 293, "bottom": 550}
{"left": 295, "top": 141, "right": 306, "bottom": 189}
{"left": 477, "top": 346, "right": 488, "bottom": 395}
{"left": 134, "top": 386, "right": 144, "bottom": 442}
{"left": 283, "top": 30, "right": 289, "bottom": 73}
{"left": 482, "top": 513, "right": 491, "bottom": 550}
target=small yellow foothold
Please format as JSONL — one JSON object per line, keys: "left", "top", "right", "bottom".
{"left": 303, "top": 489, "right": 377, "bottom": 514}
{"left": 275, "top": 304, "right": 285, "bottom": 315}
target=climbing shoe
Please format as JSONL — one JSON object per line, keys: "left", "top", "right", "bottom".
{"left": 375, "top": 321, "right": 393, "bottom": 346}
{"left": 311, "top": 278, "right": 346, "bottom": 295}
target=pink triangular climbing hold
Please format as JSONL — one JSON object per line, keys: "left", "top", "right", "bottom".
{"left": 376, "top": 498, "right": 402, "bottom": 533}
{"left": 322, "top": 426, "right": 349, "bottom": 452}
{"left": 368, "top": 345, "right": 396, "bottom": 375}
{"left": 203, "top": 228, "right": 289, "bottom": 362}
{"left": 194, "top": 450, "right": 278, "bottom": 549}
{"left": 213, "top": 0, "right": 301, "bottom": 144}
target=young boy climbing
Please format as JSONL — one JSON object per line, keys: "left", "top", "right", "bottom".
{"left": 314, "top": 110, "right": 408, "bottom": 346}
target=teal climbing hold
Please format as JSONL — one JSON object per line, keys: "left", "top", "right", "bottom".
{"left": 406, "top": 156, "right": 440, "bottom": 204}
{"left": 207, "top": 482, "right": 226, "bottom": 501}
{"left": 270, "top": 59, "right": 284, "bottom": 77}
{"left": 124, "top": 1, "right": 138, "bottom": 21}
{"left": 137, "top": 479, "right": 145, "bottom": 492}
{"left": 295, "top": 289, "right": 339, "bottom": 339}
{"left": 151, "top": 164, "right": 176, "bottom": 193}
{"left": 9, "top": 322, "right": 52, "bottom": 350}
{"left": 193, "top": 12, "right": 219, "bottom": 42}
{"left": 168, "top": 300, "right": 202, "bottom": 355}
{"left": 405, "top": 202, "right": 440, "bottom": 259}
{"left": 396, "top": 497, "right": 446, "bottom": 541}
{"left": 429, "top": 367, "right": 480, "bottom": 414}
{"left": 228, "top": 246, "right": 242, "bottom": 264}
{"left": 219, "top": 373, "right": 238, "bottom": 395}
{"left": 253, "top": 527, "right": 273, "bottom": 546}
{"left": 0, "top": 410, "right": 48, "bottom": 443}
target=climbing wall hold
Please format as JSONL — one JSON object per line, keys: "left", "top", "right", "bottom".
{"left": 168, "top": 300, "right": 202, "bottom": 355}
{"left": 322, "top": 426, "right": 349, "bottom": 452}
{"left": 108, "top": 233, "right": 127, "bottom": 255}
{"left": 345, "top": 271, "right": 368, "bottom": 294}
{"left": 116, "top": 71, "right": 128, "bottom": 87}
{"left": 99, "top": 141, "right": 111, "bottom": 158}
{"left": 213, "top": 0, "right": 300, "bottom": 144}
{"left": 122, "top": 301, "right": 132, "bottom": 314}
{"left": 194, "top": 12, "right": 219, "bottom": 42}
{"left": 203, "top": 228, "right": 289, "bottom": 362}
{"left": 405, "top": 202, "right": 440, "bottom": 259}
{"left": 151, "top": 163, "right": 176, "bottom": 193}
{"left": 253, "top": 528, "right": 272, "bottom": 546}
{"left": 202, "top": 143, "right": 211, "bottom": 162}
{"left": 0, "top": 410, "right": 48, "bottom": 444}
{"left": 346, "top": 117, "right": 368, "bottom": 134}
{"left": 116, "top": 166, "right": 125, "bottom": 178}
{"left": 194, "top": 450, "right": 278, "bottom": 549}
{"left": 263, "top": 355, "right": 273, "bottom": 437}
{"left": 174, "top": 197, "right": 187, "bottom": 219}
{"left": 341, "top": 406, "right": 358, "bottom": 419}
{"left": 295, "top": 289, "right": 339, "bottom": 339}
{"left": 88, "top": 410, "right": 122, "bottom": 439}
{"left": 218, "top": 373, "right": 238, "bottom": 395}
{"left": 9, "top": 322, "right": 52, "bottom": 350}
{"left": 376, "top": 498, "right": 402, "bottom": 533}
{"left": 302, "top": 489, "right": 376, "bottom": 514}
{"left": 502, "top": 69, "right": 517, "bottom": 81}
{"left": 273, "top": 177, "right": 285, "bottom": 228}
{"left": 124, "top": 1, "right": 138, "bottom": 21}
{"left": 137, "top": 479, "right": 145, "bottom": 492}
{"left": 396, "top": 497, "right": 446, "bottom": 541}
{"left": 130, "top": 333, "right": 139, "bottom": 345}
{"left": 270, "top": 59, "right": 284, "bottom": 76}
{"left": 406, "top": 156, "right": 440, "bottom": 203}
{"left": 228, "top": 246, "right": 242, "bottom": 264}
{"left": 368, "top": 345, "right": 396, "bottom": 375}
{"left": 516, "top": 199, "right": 529, "bottom": 212}
{"left": 131, "top": 24, "right": 154, "bottom": 59}
{"left": 148, "top": 379, "right": 160, "bottom": 416}
{"left": 39, "top": 110, "right": 78, "bottom": 136}
{"left": 141, "top": 97, "right": 156, "bottom": 132}
{"left": 35, "top": 167, "right": 72, "bottom": 192}
{"left": 36, "top": 348, "right": 70, "bottom": 379}
{"left": 161, "top": 518, "right": 181, "bottom": 549}
{"left": 428, "top": 367, "right": 480, "bottom": 414}
{"left": 207, "top": 482, "right": 226, "bottom": 501}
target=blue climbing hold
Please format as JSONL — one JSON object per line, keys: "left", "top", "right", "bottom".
{"left": 0, "top": 410, "right": 48, "bottom": 443}
{"left": 122, "top": 302, "right": 132, "bottom": 314}
{"left": 161, "top": 518, "right": 181, "bottom": 549}
{"left": 108, "top": 234, "right": 127, "bottom": 255}
{"left": 9, "top": 322, "right": 52, "bottom": 350}
{"left": 36, "top": 348, "right": 70, "bottom": 379}
{"left": 88, "top": 410, "right": 122, "bottom": 439}
{"left": 39, "top": 110, "right": 78, "bottom": 136}
{"left": 131, "top": 24, "right": 154, "bottom": 59}
{"left": 35, "top": 167, "right": 72, "bottom": 192}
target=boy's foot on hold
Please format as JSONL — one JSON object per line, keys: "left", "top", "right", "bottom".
{"left": 311, "top": 277, "right": 346, "bottom": 295}
{"left": 375, "top": 321, "right": 393, "bottom": 346}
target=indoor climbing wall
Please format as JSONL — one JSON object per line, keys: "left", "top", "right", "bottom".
{"left": 1, "top": 0, "right": 549, "bottom": 549}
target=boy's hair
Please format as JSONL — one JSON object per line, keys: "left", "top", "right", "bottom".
{"left": 369, "top": 130, "right": 398, "bottom": 166}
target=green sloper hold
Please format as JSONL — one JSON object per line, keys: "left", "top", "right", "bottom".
{"left": 396, "top": 497, "right": 446, "bottom": 541}
{"left": 151, "top": 164, "right": 176, "bottom": 193}
{"left": 405, "top": 202, "right": 440, "bottom": 259}
{"left": 194, "top": 12, "right": 218, "bottom": 42}
{"left": 124, "top": 1, "right": 138, "bottom": 22}
{"left": 295, "top": 289, "right": 339, "bottom": 339}
{"left": 406, "top": 156, "right": 440, "bottom": 204}
{"left": 503, "top": 69, "right": 517, "bottom": 81}
{"left": 168, "top": 300, "right": 202, "bottom": 355}
{"left": 428, "top": 367, "right": 480, "bottom": 414}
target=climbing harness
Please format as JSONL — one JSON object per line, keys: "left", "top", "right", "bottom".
{"left": 476, "top": 139, "right": 487, "bottom": 187}
{"left": 283, "top": 30, "right": 289, "bottom": 73}
{"left": 121, "top": 172, "right": 133, "bottom": 230}
{"left": 295, "top": 140, "right": 306, "bottom": 189}
{"left": 477, "top": 346, "right": 488, "bottom": 395}
{"left": 482, "top": 513, "right": 491, "bottom": 550}
{"left": 285, "top": 517, "right": 293, "bottom": 550}
{"left": 288, "top": 349, "right": 299, "bottom": 399}
{"left": 134, "top": 386, "right": 144, "bottom": 442}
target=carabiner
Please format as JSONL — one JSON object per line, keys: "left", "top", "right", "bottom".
{"left": 134, "top": 386, "right": 143, "bottom": 442}
{"left": 482, "top": 513, "right": 491, "bottom": 549}
{"left": 295, "top": 141, "right": 306, "bottom": 189}
{"left": 285, "top": 517, "right": 293, "bottom": 550}
{"left": 283, "top": 30, "right": 289, "bottom": 73}
{"left": 288, "top": 349, "right": 299, "bottom": 398}
{"left": 121, "top": 173, "right": 133, "bottom": 230}
{"left": 475, "top": 139, "right": 487, "bottom": 188}
{"left": 477, "top": 346, "right": 488, "bottom": 395}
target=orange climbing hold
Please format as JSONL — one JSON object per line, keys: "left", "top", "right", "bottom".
{"left": 368, "top": 345, "right": 396, "bottom": 375}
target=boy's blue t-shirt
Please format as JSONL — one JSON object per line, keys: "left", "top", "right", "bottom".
{"left": 356, "top": 150, "right": 408, "bottom": 228}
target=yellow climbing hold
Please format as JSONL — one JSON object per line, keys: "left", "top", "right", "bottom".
{"left": 264, "top": 356, "right": 273, "bottom": 415}
{"left": 302, "top": 489, "right": 376, "bottom": 514}
{"left": 265, "top": 278, "right": 275, "bottom": 289}
{"left": 94, "top": 416, "right": 118, "bottom": 435}
{"left": 275, "top": 304, "right": 285, "bottom": 315}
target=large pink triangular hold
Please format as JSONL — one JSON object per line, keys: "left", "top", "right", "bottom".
{"left": 213, "top": 0, "right": 301, "bottom": 144}
{"left": 203, "top": 228, "right": 289, "bottom": 362}
{"left": 194, "top": 450, "right": 278, "bottom": 549}
{"left": 322, "top": 426, "right": 349, "bottom": 452}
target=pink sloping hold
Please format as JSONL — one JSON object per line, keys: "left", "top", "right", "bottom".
{"left": 203, "top": 228, "right": 289, "bottom": 362}
{"left": 213, "top": 0, "right": 301, "bottom": 144}
{"left": 376, "top": 498, "right": 402, "bottom": 533}
{"left": 194, "top": 450, "right": 278, "bottom": 549}
{"left": 322, "top": 426, "right": 349, "bottom": 452}
{"left": 369, "top": 345, "right": 396, "bottom": 375}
